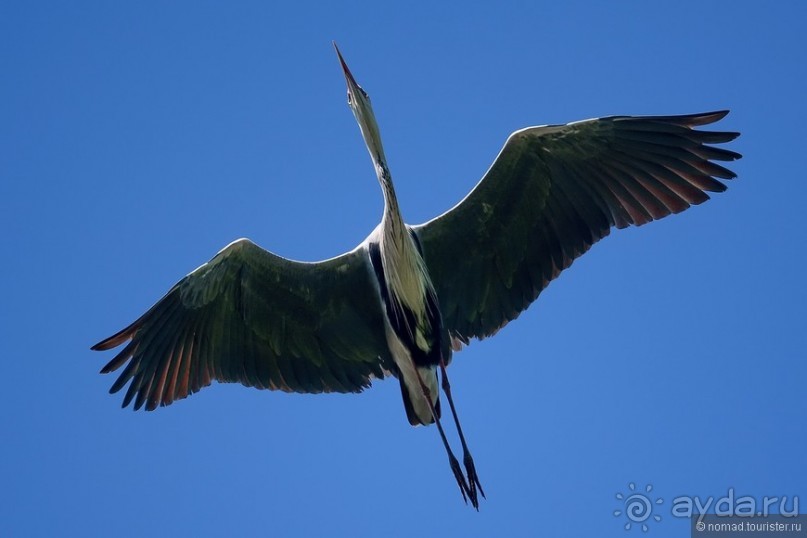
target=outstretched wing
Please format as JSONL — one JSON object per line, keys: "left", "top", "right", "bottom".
{"left": 92, "top": 238, "right": 393, "bottom": 410}
{"left": 413, "top": 111, "right": 741, "bottom": 343}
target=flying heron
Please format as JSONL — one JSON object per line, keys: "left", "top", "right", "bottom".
{"left": 92, "top": 43, "right": 740, "bottom": 509}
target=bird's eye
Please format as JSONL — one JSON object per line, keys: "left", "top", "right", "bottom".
{"left": 347, "top": 92, "right": 352, "bottom": 105}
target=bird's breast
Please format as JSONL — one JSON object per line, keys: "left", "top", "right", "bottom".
{"left": 367, "top": 240, "right": 443, "bottom": 368}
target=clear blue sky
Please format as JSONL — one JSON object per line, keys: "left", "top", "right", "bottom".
{"left": 2, "top": 2, "right": 805, "bottom": 537}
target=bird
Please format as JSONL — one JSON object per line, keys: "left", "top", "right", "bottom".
{"left": 92, "top": 43, "right": 740, "bottom": 509}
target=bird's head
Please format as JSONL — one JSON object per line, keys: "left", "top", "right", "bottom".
{"left": 334, "top": 43, "right": 387, "bottom": 174}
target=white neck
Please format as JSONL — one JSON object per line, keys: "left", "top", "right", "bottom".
{"left": 376, "top": 161, "right": 432, "bottom": 322}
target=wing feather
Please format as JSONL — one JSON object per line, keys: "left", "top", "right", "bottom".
{"left": 414, "top": 111, "right": 740, "bottom": 342}
{"left": 93, "top": 238, "right": 393, "bottom": 409}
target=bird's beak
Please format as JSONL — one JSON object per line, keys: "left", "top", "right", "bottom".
{"left": 333, "top": 42, "right": 361, "bottom": 98}
{"left": 332, "top": 42, "right": 387, "bottom": 168}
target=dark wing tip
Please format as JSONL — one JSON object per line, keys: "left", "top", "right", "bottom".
{"left": 91, "top": 339, "right": 114, "bottom": 351}
{"left": 681, "top": 110, "right": 741, "bottom": 146}
{"left": 691, "top": 109, "right": 730, "bottom": 125}
{"left": 91, "top": 325, "right": 135, "bottom": 351}
{"left": 668, "top": 109, "right": 730, "bottom": 127}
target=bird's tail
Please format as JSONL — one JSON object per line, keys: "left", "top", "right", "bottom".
{"left": 398, "top": 368, "right": 440, "bottom": 426}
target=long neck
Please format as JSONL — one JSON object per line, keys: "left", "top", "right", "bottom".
{"left": 377, "top": 159, "right": 406, "bottom": 239}
{"left": 375, "top": 158, "right": 432, "bottom": 315}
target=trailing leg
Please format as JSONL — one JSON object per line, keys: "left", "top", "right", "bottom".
{"left": 439, "top": 359, "right": 485, "bottom": 506}
{"left": 412, "top": 366, "right": 474, "bottom": 506}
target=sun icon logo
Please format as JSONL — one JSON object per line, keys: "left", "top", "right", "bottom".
{"left": 613, "top": 483, "right": 663, "bottom": 532}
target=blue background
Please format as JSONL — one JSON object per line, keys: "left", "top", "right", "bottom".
{"left": 2, "top": 2, "right": 805, "bottom": 536}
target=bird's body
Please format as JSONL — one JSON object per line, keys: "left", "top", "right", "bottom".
{"left": 92, "top": 44, "right": 740, "bottom": 509}
{"left": 368, "top": 144, "right": 443, "bottom": 426}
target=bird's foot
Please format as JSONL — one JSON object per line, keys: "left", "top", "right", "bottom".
{"left": 448, "top": 453, "right": 472, "bottom": 506}
{"left": 464, "top": 451, "right": 485, "bottom": 509}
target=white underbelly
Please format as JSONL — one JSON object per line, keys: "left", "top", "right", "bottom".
{"left": 384, "top": 324, "right": 438, "bottom": 425}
